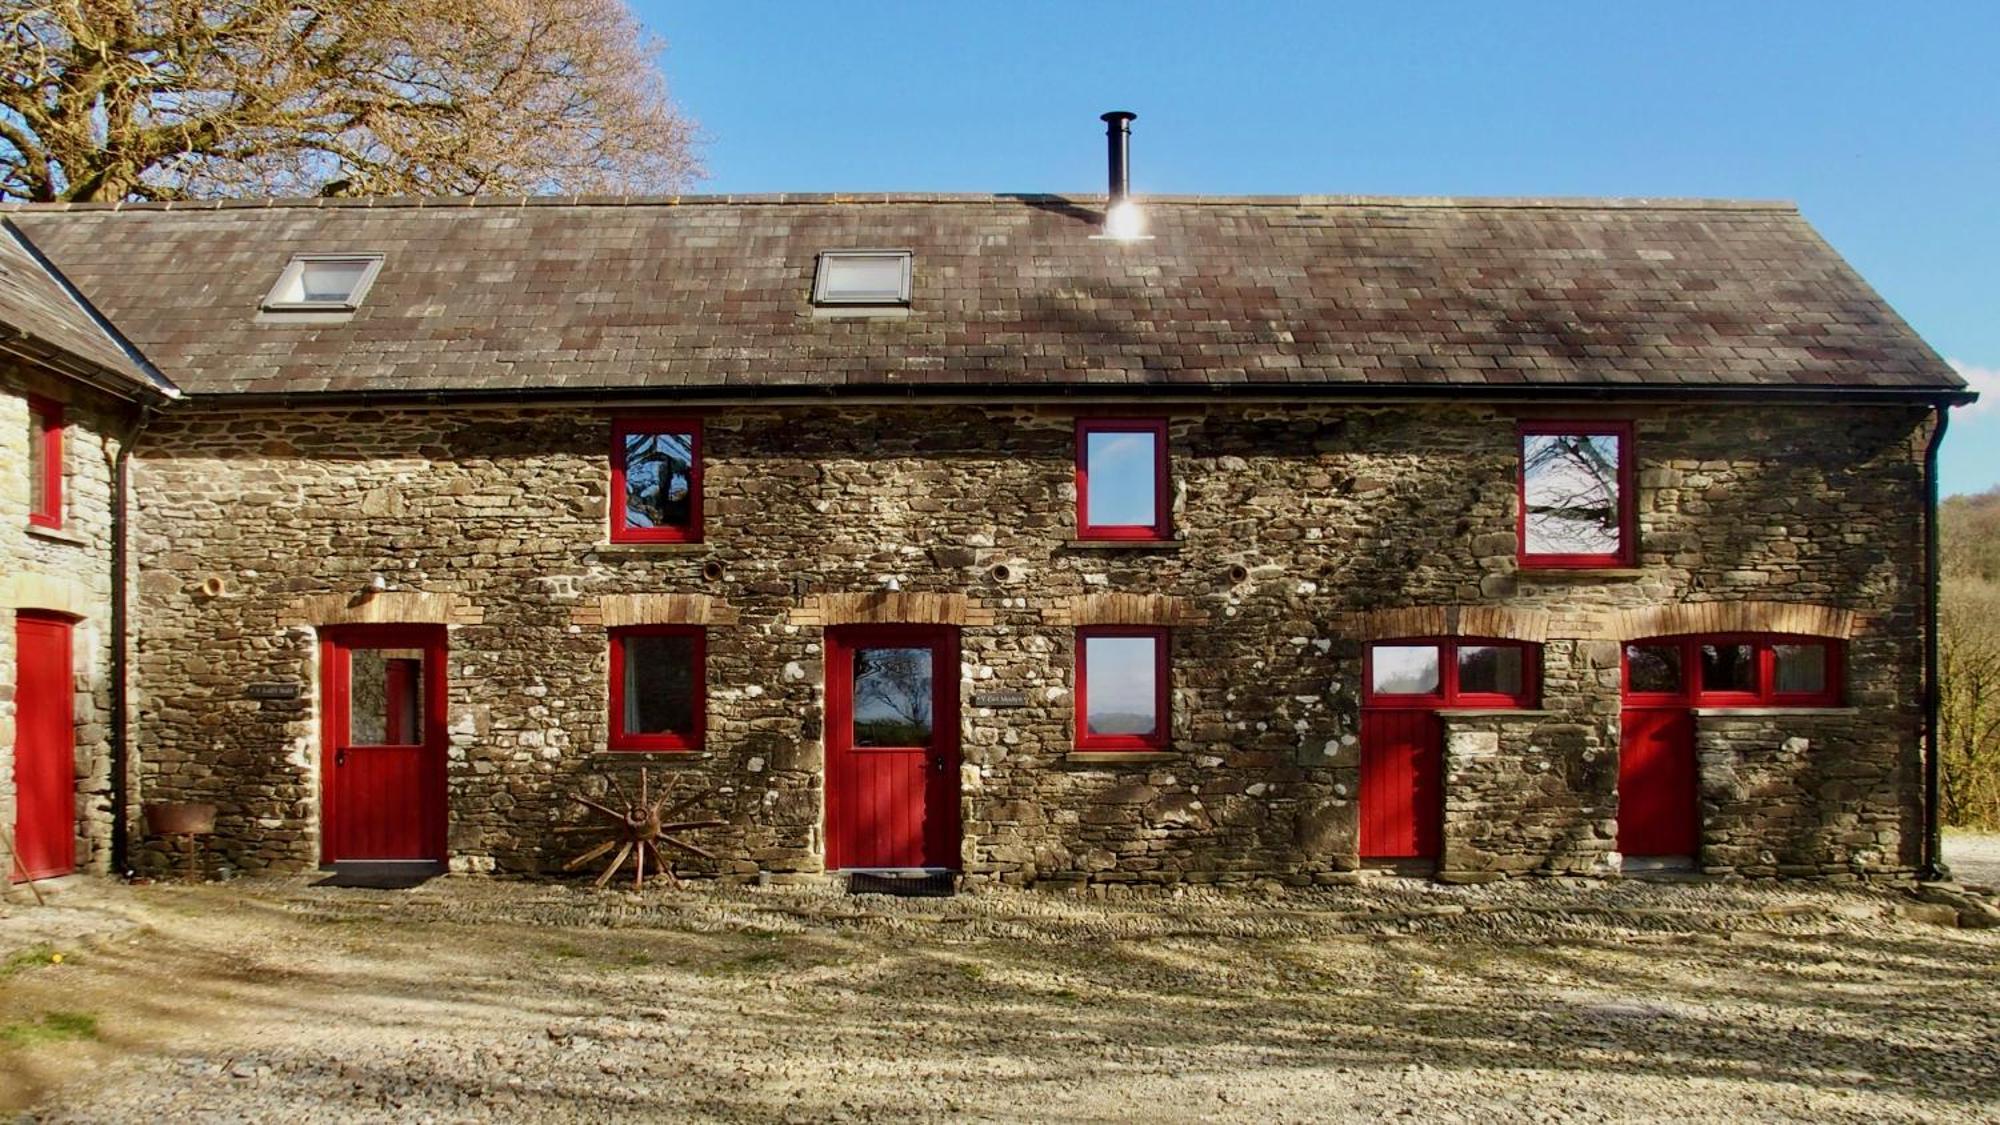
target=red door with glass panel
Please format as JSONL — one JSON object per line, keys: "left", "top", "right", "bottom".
{"left": 1360, "top": 638, "right": 1536, "bottom": 861}
{"left": 13, "top": 613, "right": 75, "bottom": 881}
{"left": 825, "top": 626, "right": 961, "bottom": 871}
{"left": 321, "top": 625, "right": 447, "bottom": 863}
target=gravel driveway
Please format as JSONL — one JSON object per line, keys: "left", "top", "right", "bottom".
{"left": 2, "top": 877, "right": 1996, "bottom": 1123}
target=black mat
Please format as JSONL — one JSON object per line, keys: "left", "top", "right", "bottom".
{"left": 847, "top": 871, "right": 956, "bottom": 897}
{"left": 311, "top": 862, "right": 443, "bottom": 889}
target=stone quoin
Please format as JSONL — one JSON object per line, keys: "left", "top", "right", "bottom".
{"left": 0, "top": 192, "right": 1973, "bottom": 888}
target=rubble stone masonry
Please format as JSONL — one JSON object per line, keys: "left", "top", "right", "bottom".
{"left": 1, "top": 363, "right": 133, "bottom": 878}
{"left": 126, "top": 399, "right": 1933, "bottom": 884}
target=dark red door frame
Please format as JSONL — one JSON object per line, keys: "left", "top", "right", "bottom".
{"left": 319, "top": 624, "right": 448, "bottom": 864}
{"left": 823, "top": 625, "right": 961, "bottom": 872}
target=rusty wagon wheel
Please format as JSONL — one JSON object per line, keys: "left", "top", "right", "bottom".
{"left": 562, "top": 768, "right": 727, "bottom": 889}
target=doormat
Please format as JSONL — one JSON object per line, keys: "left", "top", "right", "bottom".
{"left": 847, "top": 871, "right": 956, "bottom": 897}
{"left": 312, "top": 862, "right": 443, "bottom": 890}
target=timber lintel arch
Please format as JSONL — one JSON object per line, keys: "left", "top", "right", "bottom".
{"left": 1606, "top": 601, "right": 1858, "bottom": 643}
{"left": 1344, "top": 605, "right": 1551, "bottom": 645}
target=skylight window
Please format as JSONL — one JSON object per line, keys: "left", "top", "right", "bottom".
{"left": 812, "top": 250, "right": 912, "bottom": 306}
{"left": 263, "top": 253, "right": 385, "bottom": 311}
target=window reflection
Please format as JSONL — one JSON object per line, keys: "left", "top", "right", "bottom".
{"left": 623, "top": 430, "right": 696, "bottom": 529}
{"left": 854, "top": 647, "right": 933, "bottom": 746}
{"left": 1458, "top": 645, "right": 1524, "bottom": 696}
{"left": 1774, "top": 644, "right": 1827, "bottom": 695}
{"left": 1371, "top": 645, "right": 1441, "bottom": 695}
{"left": 1084, "top": 634, "right": 1160, "bottom": 736}
{"left": 1523, "top": 432, "right": 1622, "bottom": 556}
{"left": 1084, "top": 429, "right": 1158, "bottom": 528}
{"left": 1700, "top": 643, "right": 1758, "bottom": 694}
{"left": 350, "top": 648, "right": 423, "bottom": 744}
{"left": 621, "top": 633, "right": 697, "bottom": 735}
{"left": 1626, "top": 644, "right": 1683, "bottom": 694}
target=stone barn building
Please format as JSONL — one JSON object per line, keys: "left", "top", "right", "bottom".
{"left": 0, "top": 190, "right": 1972, "bottom": 888}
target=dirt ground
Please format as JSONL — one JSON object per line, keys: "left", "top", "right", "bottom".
{"left": 1, "top": 871, "right": 1996, "bottom": 1124}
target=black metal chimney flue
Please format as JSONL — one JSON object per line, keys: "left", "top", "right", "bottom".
{"left": 1101, "top": 111, "right": 1136, "bottom": 204}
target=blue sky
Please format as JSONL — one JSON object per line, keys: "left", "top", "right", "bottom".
{"left": 637, "top": 2, "right": 1999, "bottom": 494}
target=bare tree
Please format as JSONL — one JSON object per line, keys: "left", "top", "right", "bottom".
{"left": 0, "top": 0, "right": 701, "bottom": 202}
{"left": 1941, "top": 576, "right": 2000, "bottom": 828}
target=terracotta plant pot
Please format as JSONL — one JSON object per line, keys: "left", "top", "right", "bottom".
{"left": 145, "top": 802, "right": 217, "bottom": 836}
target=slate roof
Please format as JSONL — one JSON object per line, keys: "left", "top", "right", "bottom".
{"left": 0, "top": 194, "right": 1965, "bottom": 399}
{"left": 0, "top": 218, "right": 169, "bottom": 397}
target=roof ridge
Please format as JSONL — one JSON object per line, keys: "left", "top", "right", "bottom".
{"left": 0, "top": 192, "right": 1799, "bottom": 214}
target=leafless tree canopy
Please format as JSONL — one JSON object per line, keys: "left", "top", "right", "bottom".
{"left": 0, "top": 0, "right": 701, "bottom": 202}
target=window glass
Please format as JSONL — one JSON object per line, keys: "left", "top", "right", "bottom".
{"left": 853, "top": 646, "right": 933, "bottom": 747}
{"left": 1371, "top": 645, "right": 1441, "bottom": 695}
{"left": 620, "top": 633, "right": 698, "bottom": 736}
{"left": 1083, "top": 428, "right": 1159, "bottom": 529}
{"left": 1773, "top": 643, "right": 1828, "bottom": 695}
{"left": 622, "top": 429, "right": 696, "bottom": 531}
{"left": 300, "top": 259, "right": 372, "bottom": 303}
{"left": 26, "top": 405, "right": 48, "bottom": 515}
{"left": 1626, "top": 644, "right": 1683, "bottom": 694}
{"left": 1699, "top": 643, "right": 1758, "bottom": 694}
{"left": 814, "top": 252, "right": 912, "bottom": 304}
{"left": 1457, "top": 645, "right": 1524, "bottom": 696}
{"left": 1522, "top": 431, "right": 1623, "bottom": 557}
{"left": 349, "top": 648, "right": 423, "bottom": 744}
{"left": 1083, "top": 634, "right": 1161, "bottom": 737}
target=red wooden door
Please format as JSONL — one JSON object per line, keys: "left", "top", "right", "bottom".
{"left": 825, "top": 626, "right": 961, "bottom": 871}
{"left": 1618, "top": 707, "right": 1698, "bottom": 857}
{"left": 321, "top": 626, "right": 447, "bottom": 863}
{"left": 1359, "top": 709, "right": 1442, "bottom": 859}
{"left": 12, "top": 613, "right": 75, "bottom": 881}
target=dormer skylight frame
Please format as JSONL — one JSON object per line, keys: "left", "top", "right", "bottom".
{"left": 811, "top": 249, "right": 914, "bottom": 307}
{"left": 262, "top": 252, "right": 386, "bottom": 312}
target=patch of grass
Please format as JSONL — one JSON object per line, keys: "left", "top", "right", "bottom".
{"left": 0, "top": 1011, "right": 99, "bottom": 1049}
{"left": 548, "top": 941, "right": 587, "bottom": 960}
{"left": 0, "top": 944, "right": 67, "bottom": 978}
{"left": 957, "top": 962, "right": 985, "bottom": 981}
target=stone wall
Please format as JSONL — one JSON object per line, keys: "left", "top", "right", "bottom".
{"left": 127, "top": 399, "right": 1933, "bottom": 883}
{"left": 1, "top": 361, "right": 133, "bottom": 881}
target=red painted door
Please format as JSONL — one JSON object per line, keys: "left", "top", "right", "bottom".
{"left": 1359, "top": 709, "right": 1442, "bottom": 859}
{"left": 825, "top": 626, "right": 961, "bottom": 871}
{"left": 12, "top": 613, "right": 75, "bottom": 881}
{"left": 321, "top": 626, "right": 447, "bottom": 863}
{"left": 1618, "top": 707, "right": 1698, "bottom": 857}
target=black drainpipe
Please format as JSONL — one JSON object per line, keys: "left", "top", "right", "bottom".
{"left": 1922, "top": 401, "right": 1950, "bottom": 881}
{"left": 110, "top": 403, "right": 156, "bottom": 875}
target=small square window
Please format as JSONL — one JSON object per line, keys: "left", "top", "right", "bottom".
{"left": 262, "top": 253, "right": 384, "bottom": 310}
{"left": 1457, "top": 645, "right": 1525, "bottom": 697}
{"left": 609, "top": 627, "right": 705, "bottom": 751}
{"left": 610, "top": 418, "right": 702, "bottom": 543}
{"left": 1076, "top": 627, "right": 1169, "bottom": 751}
{"left": 1699, "top": 642, "right": 1758, "bottom": 695}
{"left": 1077, "top": 418, "right": 1170, "bottom": 540}
{"left": 1773, "top": 643, "right": 1828, "bottom": 697}
{"left": 26, "top": 396, "right": 62, "bottom": 529}
{"left": 1370, "top": 645, "right": 1442, "bottom": 696}
{"left": 1625, "top": 643, "right": 1684, "bottom": 695}
{"left": 1519, "top": 422, "right": 1633, "bottom": 567}
{"left": 812, "top": 250, "right": 913, "bottom": 306}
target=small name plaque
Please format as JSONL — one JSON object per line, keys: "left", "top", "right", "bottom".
{"left": 972, "top": 691, "right": 1029, "bottom": 709}
{"left": 246, "top": 681, "right": 301, "bottom": 700}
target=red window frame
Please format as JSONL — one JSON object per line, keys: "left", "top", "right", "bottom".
{"left": 1517, "top": 420, "right": 1635, "bottom": 568}
{"left": 1076, "top": 417, "right": 1170, "bottom": 541}
{"left": 607, "top": 625, "right": 706, "bottom": 752}
{"left": 1075, "top": 625, "right": 1171, "bottom": 751}
{"left": 1361, "top": 637, "right": 1540, "bottom": 709}
{"left": 609, "top": 417, "right": 703, "bottom": 543}
{"left": 1620, "top": 634, "right": 1842, "bottom": 708}
{"left": 27, "top": 396, "right": 62, "bottom": 529}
